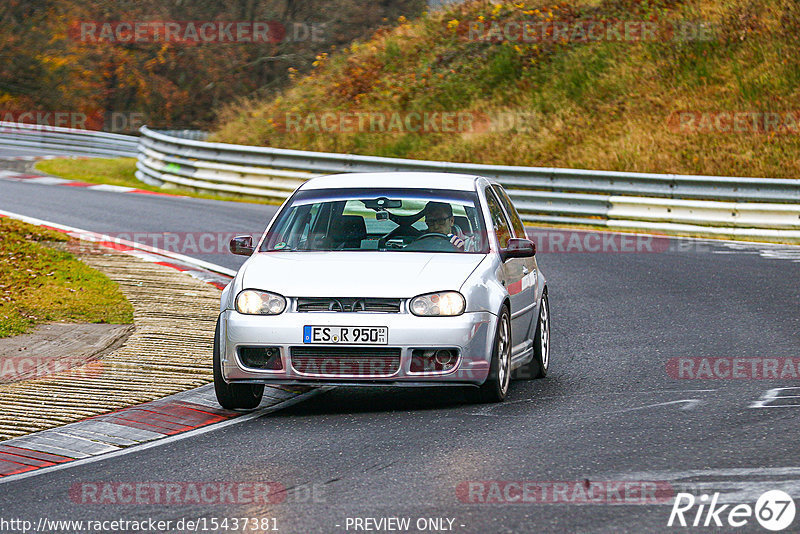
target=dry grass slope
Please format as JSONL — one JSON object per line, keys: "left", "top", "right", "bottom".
{"left": 212, "top": 0, "right": 800, "bottom": 179}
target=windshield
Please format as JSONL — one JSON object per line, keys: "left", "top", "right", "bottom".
{"left": 261, "top": 188, "right": 488, "bottom": 253}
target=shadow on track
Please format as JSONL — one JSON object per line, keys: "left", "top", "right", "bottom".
{"left": 274, "top": 376, "right": 562, "bottom": 417}
{"left": 275, "top": 386, "right": 480, "bottom": 416}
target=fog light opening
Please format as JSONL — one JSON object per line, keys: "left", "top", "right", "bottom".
{"left": 410, "top": 349, "right": 458, "bottom": 373}
{"left": 434, "top": 350, "right": 455, "bottom": 368}
{"left": 239, "top": 346, "right": 283, "bottom": 370}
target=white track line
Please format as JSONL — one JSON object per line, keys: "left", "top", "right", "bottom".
{"left": 0, "top": 208, "right": 236, "bottom": 277}
{"left": 0, "top": 209, "right": 304, "bottom": 485}
{"left": 0, "top": 388, "right": 330, "bottom": 486}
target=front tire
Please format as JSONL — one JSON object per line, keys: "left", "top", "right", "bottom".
{"left": 474, "top": 306, "right": 511, "bottom": 403}
{"left": 213, "top": 318, "right": 264, "bottom": 410}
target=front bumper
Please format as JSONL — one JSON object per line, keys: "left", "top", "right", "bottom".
{"left": 219, "top": 309, "right": 496, "bottom": 386}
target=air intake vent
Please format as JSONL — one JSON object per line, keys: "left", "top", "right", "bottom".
{"left": 290, "top": 347, "right": 401, "bottom": 376}
{"left": 296, "top": 297, "right": 401, "bottom": 313}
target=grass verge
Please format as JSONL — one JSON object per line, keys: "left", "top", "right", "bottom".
{"left": 0, "top": 218, "right": 133, "bottom": 338}
{"left": 34, "top": 158, "right": 275, "bottom": 204}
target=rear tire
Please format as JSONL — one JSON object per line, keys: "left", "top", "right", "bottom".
{"left": 213, "top": 318, "right": 264, "bottom": 410}
{"left": 514, "top": 291, "right": 550, "bottom": 379}
{"left": 473, "top": 306, "right": 511, "bottom": 403}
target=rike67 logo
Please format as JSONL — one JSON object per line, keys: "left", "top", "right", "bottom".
{"left": 668, "top": 490, "right": 795, "bottom": 531}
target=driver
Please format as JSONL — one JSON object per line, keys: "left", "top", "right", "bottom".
{"left": 423, "top": 202, "right": 465, "bottom": 250}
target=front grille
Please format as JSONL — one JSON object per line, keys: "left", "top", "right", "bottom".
{"left": 296, "top": 297, "right": 401, "bottom": 313}
{"left": 290, "top": 347, "right": 401, "bottom": 376}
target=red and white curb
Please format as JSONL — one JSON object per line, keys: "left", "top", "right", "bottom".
{"left": 0, "top": 385, "right": 323, "bottom": 483}
{"left": 0, "top": 209, "right": 325, "bottom": 483}
{"left": 0, "top": 169, "right": 182, "bottom": 198}
{"left": 0, "top": 209, "right": 234, "bottom": 290}
{"left": 0, "top": 155, "right": 60, "bottom": 162}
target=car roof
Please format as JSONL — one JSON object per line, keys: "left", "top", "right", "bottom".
{"left": 299, "top": 172, "right": 481, "bottom": 192}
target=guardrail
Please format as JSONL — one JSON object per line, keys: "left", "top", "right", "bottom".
{"left": 2, "top": 122, "right": 796, "bottom": 241}
{"left": 136, "top": 127, "right": 321, "bottom": 202}
{"left": 0, "top": 121, "right": 138, "bottom": 158}
{"left": 137, "top": 126, "right": 800, "bottom": 241}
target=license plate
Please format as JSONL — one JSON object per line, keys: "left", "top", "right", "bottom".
{"left": 303, "top": 326, "right": 388, "bottom": 345}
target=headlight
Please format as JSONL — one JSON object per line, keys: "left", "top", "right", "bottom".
{"left": 235, "top": 289, "right": 286, "bottom": 315}
{"left": 410, "top": 291, "right": 465, "bottom": 317}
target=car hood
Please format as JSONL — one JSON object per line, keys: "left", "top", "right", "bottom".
{"left": 241, "top": 252, "right": 486, "bottom": 298}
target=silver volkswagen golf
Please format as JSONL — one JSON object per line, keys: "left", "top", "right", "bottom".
{"left": 215, "top": 172, "right": 550, "bottom": 408}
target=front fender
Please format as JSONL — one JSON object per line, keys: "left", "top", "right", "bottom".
{"left": 220, "top": 283, "right": 233, "bottom": 313}
{"left": 459, "top": 254, "right": 507, "bottom": 316}
{"left": 220, "top": 261, "right": 249, "bottom": 312}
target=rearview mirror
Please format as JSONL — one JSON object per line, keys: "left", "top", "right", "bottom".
{"left": 362, "top": 197, "right": 403, "bottom": 210}
{"left": 229, "top": 235, "right": 254, "bottom": 256}
{"left": 501, "top": 238, "right": 536, "bottom": 261}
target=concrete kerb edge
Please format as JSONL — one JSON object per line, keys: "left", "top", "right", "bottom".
{"left": 0, "top": 211, "right": 318, "bottom": 481}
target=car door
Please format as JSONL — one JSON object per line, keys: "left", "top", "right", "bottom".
{"left": 491, "top": 183, "right": 539, "bottom": 318}
{"left": 484, "top": 187, "right": 535, "bottom": 355}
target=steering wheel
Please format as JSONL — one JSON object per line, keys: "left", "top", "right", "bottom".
{"left": 404, "top": 232, "right": 460, "bottom": 252}
{"left": 415, "top": 232, "right": 450, "bottom": 241}
{"left": 384, "top": 225, "right": 422, "bottom": 241}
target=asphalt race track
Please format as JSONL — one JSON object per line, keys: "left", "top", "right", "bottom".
{"left": 1, "top": 176, "right": 800, "bottom": 533}
{"left": 0, "top": 147, "right": 90, "bottom": 158}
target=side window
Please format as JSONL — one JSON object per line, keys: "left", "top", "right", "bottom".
{"left": 485, "top": 188, "right": 512, "bottom": 249}
{"left": 492, "top": 185, "right": 526, "bottom": 238}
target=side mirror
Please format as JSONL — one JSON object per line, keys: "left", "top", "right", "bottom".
{"left": 501, "top": 238, "right": 535, "bottom": 261}
{"left": 229, "top": 235, "right": 254, "bottom": 256}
